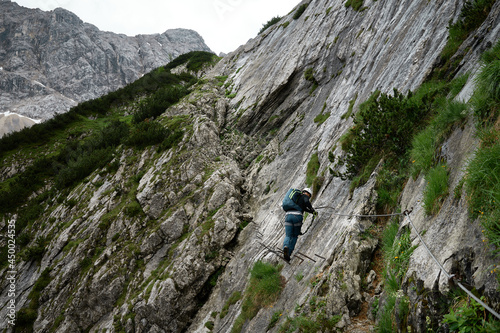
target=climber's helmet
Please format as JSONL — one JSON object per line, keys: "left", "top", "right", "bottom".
{"left": 302, "top": 188, "right": 312, "bottom": 197}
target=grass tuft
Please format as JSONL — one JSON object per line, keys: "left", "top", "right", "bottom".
{"left": 423, "top": 163, "right": 449, "bottom": 215}
{"left": 231, "top": 261, "right": 283, "bottom": 333}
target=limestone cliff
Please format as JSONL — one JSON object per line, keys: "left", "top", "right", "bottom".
{"left": 0, "top": 0, "right": 499, "bottom": 333}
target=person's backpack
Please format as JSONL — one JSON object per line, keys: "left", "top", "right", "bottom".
{"left": 282, "top": 188, "right": 303, "bottom": 212}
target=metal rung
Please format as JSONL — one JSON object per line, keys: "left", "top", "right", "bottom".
{"left": 259, "top": 242, "right": 290, "bottom": 264}
{"left": 296, "top": 251, "right": 317, "bottom": 263}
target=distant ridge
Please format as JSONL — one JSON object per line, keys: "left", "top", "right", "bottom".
{"left": 0, "top": 1, "right": 212, "bottom": 135}
{"left": 0, "top": 112, "right": 38, "bottom": 138}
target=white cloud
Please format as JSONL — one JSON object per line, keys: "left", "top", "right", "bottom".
{"left": 14, "top": 0, "right": 299, "bottom": 54}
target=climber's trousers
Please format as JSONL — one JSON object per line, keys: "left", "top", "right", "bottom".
{"left": 283, "top": 213, "right": 303, "bottom": 255}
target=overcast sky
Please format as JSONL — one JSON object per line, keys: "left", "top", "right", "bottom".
{"left": 14, "top": 0, "right": 299, "bottom": 55}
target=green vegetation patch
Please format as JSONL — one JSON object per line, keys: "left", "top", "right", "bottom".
{"left": 132, "top": 85, "right": 189, "bottom": 123}
{"left": 231, "top": 261, "right": 283, "bottom": 333}
{"left": 342, "top": 93, "right": 358, "bottom": 119}
{"left": 165, "top": 51, "right": 219, "bottom": 72}
{"left": 260, "top": 16, "right": 282, "bottom": 34}
{"left": 472, "top": 39, "right": 500, "bottom": 126}
{"left": 314, "top": 110, "right": 331, "bottom": 126}
{"left": 431, "top": 0, "right": 496, "bottom": 81}
{"left": 465, "top": 39, "right": 500, "bottom": 253}
{"left": 0, "top": 51, "right": 209, "bottom": 218}
{"left": 410, "top": 95, "right": 468, "bottom": 177}
{"left": 293, "top": 3, "right": 309, "bottom": 20}
{"left": 304, "top": 68, "right": 319, "bottom": 94}
{"left": 16, "top": 268, "right": 52, "bottom": 331}
{"left": 376, "top": 224, "right": 418, "bottom": 331}
{"left": 444, "top": 295, "right": 500, "bottom": 332}
{"left": 423, "top": 163, "right": 449, "bottom": 215}
{"left": 339, "top": 89, "right": 430, "bottom": 179}
{"left": 220, "top": 291, "right": 242, "bottom": 319}
{"left": 334, "top": 73, "right": 468, "bottom": 213}
{"left": 465, "top": 132, "right": 500, "bottom": 249}
{"left": 345, "top": 0, "right": 365, "bottom": 11}
{"left": 306, "top": 153, "right": 320, "bottom": 188}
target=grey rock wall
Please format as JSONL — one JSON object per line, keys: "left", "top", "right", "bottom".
{"left": 1, "top": 0, "right": 499, "bottom": 332}
{"left": 0, "top": 112, "right": 37, "bottom": 137}
{"left": 188, "top": 0, "right": 500, "bottom": 332}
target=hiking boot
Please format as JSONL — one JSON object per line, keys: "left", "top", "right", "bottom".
{"left": 283, "top": 247, "right": 290, "bottom": 262}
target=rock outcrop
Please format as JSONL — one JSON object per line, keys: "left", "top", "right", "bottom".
{"left": 1, "top": 0, "right": 499, "bottom": 332}
{"left": 0, "top": 1, "right": 212, "bottom": 123}
{"left": 0, "top": 112, "right": 38, "bottom": 137}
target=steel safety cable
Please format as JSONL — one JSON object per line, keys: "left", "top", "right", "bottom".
{"left": 405, "top": 212, "right": 452, "bottom": 279}
{"left": 404, "top": 211, "right": 500, "bottom": 320}
{"left": 315, "top": 205, "right": 408, "bottom": 218}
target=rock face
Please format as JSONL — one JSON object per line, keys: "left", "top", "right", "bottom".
{"left": 1, "top": 0, "right": 499, "bottom": 332}
{"left": 0, "top": 112, "right": 37, "bottom": 137}
{"left": 0, "top": 1, "right": 212, "bottom": 122}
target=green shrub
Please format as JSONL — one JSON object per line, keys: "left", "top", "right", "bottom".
{"left": 304, "top": 68, "right": 317, "bottom": 84}
{"left": 215, "top": 75, "right": 228, "bottom": 86}
{"left": 293, "top": 3, "right": 309, "bottom": 20}
{"left": 54, "top": 120, "right": 129, "bottom": 188}
{"left": 377, "top": 292, "right": 397, "bottom": 332}
{"left": 23, "top": 237, "right": 49, "bottom": 263}
{"left": 304, "top": 68, "right": 318, "bottom": 94}
{"left": 349, "top": 154, "right": 380, "bottom": 193}
{"left": 345, "top": 0, "right": 364, "bottom": 11}
{"left": 423, "top": 163, "right": 449, "bottom": 215}
{"left": 0, "top": 157, "right": 54, "bottom": 214}
{"left": 377, "top": 225, "right": 418, "bottom": 332}
{"left": 381, "top": 220, "right": 399, "bottom": 262}
{"left": 279, "top": 315, "right": 320, "bottom": 332}
{"left": 127, "top": 121, "right": 169, "bottom": 148}
{"left": 434, "top": 100, "right": 468, "bottom": 130}
{"left": 15, "top": 198, "right": 45, "bottom": 235}
{"left": 444, "top": 296, "right": 500, "bottom": 332}
{"left": 16, "top": 308, "right": 38, "bottom": 330}
{"left": 132, "top": 85, "right": 188, "bottom": 123}
{"left": 340, "top": 89, "right": 429, "bottom": 179}
{"left": 410, "top": 81, "right": 469, "bottom": 178}
{"left": 260, "top": 16, "right": 282, "bottom": 34}
{"left": 56, "top": 147, "right": 114, "bottom": 188}
{"left": 125, "top": 201, "right": 143, "bottom": 217}
{"left": 165, "top": 51, "right": 217, "bottom": 72}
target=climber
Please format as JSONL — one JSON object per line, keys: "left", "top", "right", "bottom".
{"left": 282, "top": 187, "right": 317, "bottom": 262}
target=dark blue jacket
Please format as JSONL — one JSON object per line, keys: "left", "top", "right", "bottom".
{"left": 296, "top": 195, "right": 315, "bottom": 214}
